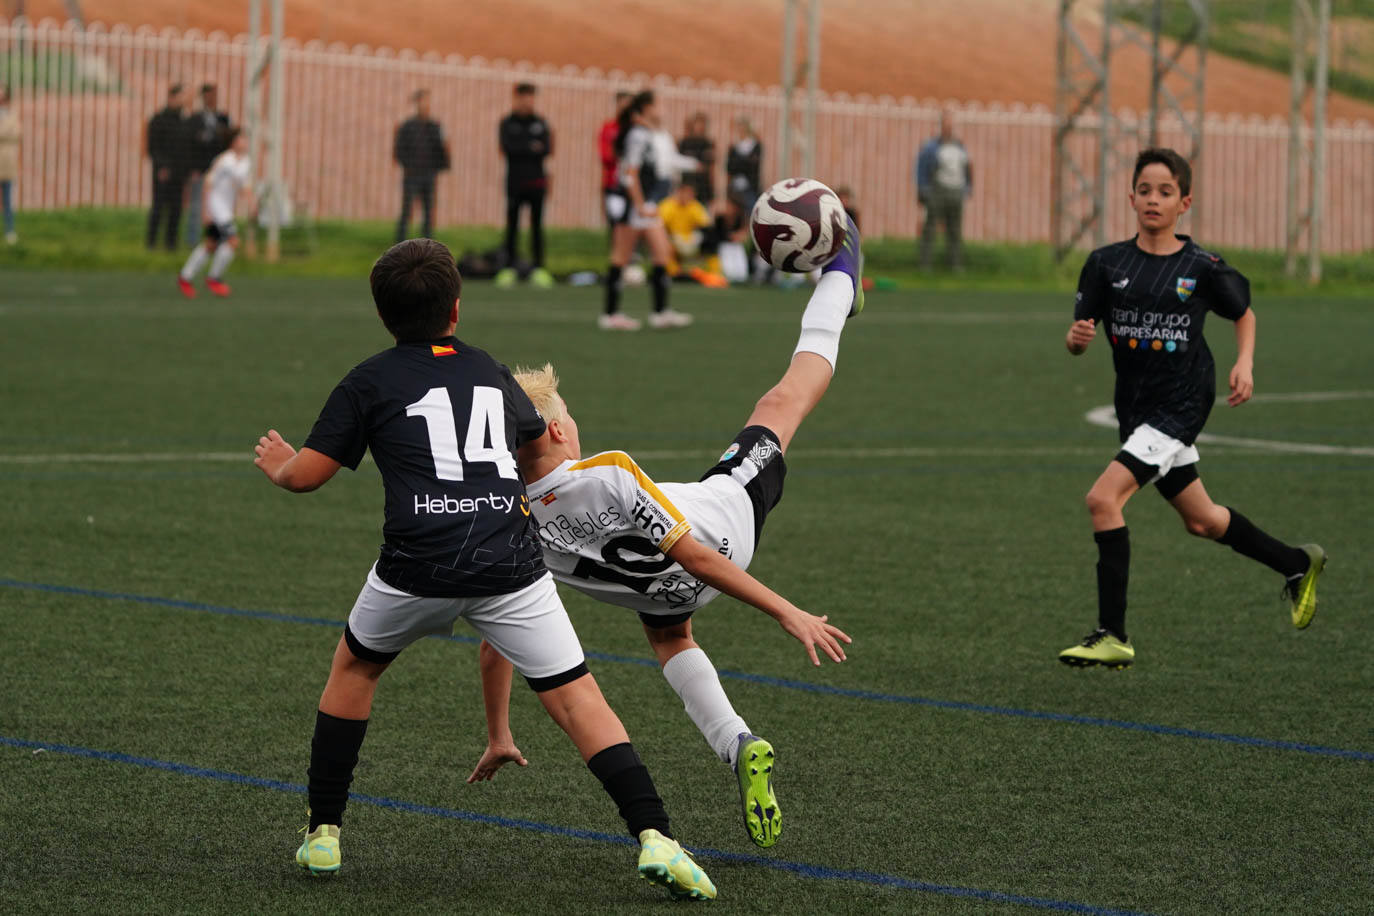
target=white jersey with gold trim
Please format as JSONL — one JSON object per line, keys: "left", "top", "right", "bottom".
{"left": 525, "top": 450, "right": 757, "bottom": 615}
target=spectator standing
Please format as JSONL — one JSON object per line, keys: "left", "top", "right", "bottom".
{"left": 496, "top": 83, "right": 554, "bottom": 289}
{"left": 725, "top": 116, "right": 763, "bottom": 212}
{"left": 678, "top": 112, "right": 715, "bottom": 204}
{"left": 145, "top": 84, "right": 190, "bottom": 251}
{"left": 393, "top": 89, "right": 450, "bottom": 242}
{"left": 599, "top": 91, "right": 632, "bottom": 234}
{"left": 915, "top": 109, "right": 973, "bottom": 270}
{"left": 0, "top": 83, "right": 19, "bottom": 245}
{"left": 185, "top": 83, "right": 231, "bottom": 247}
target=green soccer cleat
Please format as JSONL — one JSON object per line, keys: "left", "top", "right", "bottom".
{"left": 734, "top": 733, "right": 781, "bottom": 848}
{"left": 295, "top": 822, "right": 341, "bottom": 876}
{"left": 493, "top": 267, "right": 518, "bottom": 289}
{"left": 1283, "top": 544, "right": 1326, "bottom": 629}
{"left": 529, "top": 266, "right": 555, "bottom": 289}
{"left": 637, "top": 829, "right": 717, "bottom": 901}
{"left": 1058, "top": 628, "right": 1135, "bottom": 669}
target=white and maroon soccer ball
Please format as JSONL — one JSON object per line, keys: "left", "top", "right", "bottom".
{"left": 749, "top": 178, "right": 848, "bottom": 273}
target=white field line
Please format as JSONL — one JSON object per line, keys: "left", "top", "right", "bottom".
{"left": 1084, "top": 391, "right": 1374, "bottom": 457}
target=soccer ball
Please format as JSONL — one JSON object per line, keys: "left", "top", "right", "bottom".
{"left": 750, "top": 178, "right": 848, "bottom": 272}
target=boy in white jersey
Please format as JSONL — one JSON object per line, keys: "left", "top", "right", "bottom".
{"left": 468, "top": 218, "right": 865, "bottom": 850}
{"left": 178, "top": 128, "right": 251, "bottom": 298}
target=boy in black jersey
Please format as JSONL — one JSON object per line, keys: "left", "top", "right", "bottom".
{"left": 1059, "top": 149, "right": 1325, "bottom": 669}
{"left": 253, "top": 239, "right": 716, "bottom": 899}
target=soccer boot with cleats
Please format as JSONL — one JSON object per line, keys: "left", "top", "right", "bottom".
{"left": 206, "top": 277, "right": 232, "bottom": 297}
{"left": 821, "top": 214, "right": 864, "bottom": 317}
{"left": 648, "top": 308, "right": 694, "bottom": 329}
{"left": 637, "top": 829, "right": 716, "bottom": 901}
{"left": 597, "top": 312, "right": 642, "bottom": 331}
{"left": 295, "top": 822, "right": 341, "bottom": 875}
{"left": 529, "top": 266, "right": 555, "bottom": 289}
{"left": 735, "top": 733, "right": 780, "bottom": 848}
{"left": 493, "top": 267, "right": 518, "bottom": 288}
{"left": 1058, "top": 628, "right": 1134, "bottom": 669}
{"left": 1282, "top": 544, "right": 1326, "bottom": 629}
{"left": 177, "top": 276, "right": 197, "bottom": 298}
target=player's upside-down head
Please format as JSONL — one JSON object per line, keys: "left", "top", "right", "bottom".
{"left": 513, "top": 363, "right": 582, "bottom": 465}
{"left": 369, "top": 238, "right": 462, "bottom": 342}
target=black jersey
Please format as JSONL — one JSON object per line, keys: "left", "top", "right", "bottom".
{"left": 1075, "top": 235, "right": 1250, "bottom": 445}
{"left": 498, "top": 112, "right": 551, "bottom": 193}
{"left": 303, "top": 336, "right": 548, "bottom": 598}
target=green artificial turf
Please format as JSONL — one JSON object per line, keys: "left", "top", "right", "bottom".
{"left": 1, "top": 271, "right": 1370, "bottom": 914}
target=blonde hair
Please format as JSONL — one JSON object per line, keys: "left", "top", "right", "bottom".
{"left": 512, "top": 363, "right": 566, "bottom": 424}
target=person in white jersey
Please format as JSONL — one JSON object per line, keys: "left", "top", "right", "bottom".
{"left": 178, "top": 128, "right": 251, "bottom": 298}
{"left": 468, "top": 216, "right": 865, "bottom": 851}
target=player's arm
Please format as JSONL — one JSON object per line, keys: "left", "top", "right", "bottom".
{"left": 467, "top": 640, "right": 529, "bottom": 783}
{"left": 1228, "top": 308, "right": 1256, "bottom": 406}
{"left": 1067, "top": 252, "right": 1105, "bottom": 355}
{"left": 254, "top": 430, "right": 341, "bottom": 492}
{"left": 667, "top": 534, "right": 851, "bottom": 667}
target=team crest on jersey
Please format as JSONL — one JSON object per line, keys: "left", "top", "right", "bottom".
{"left": 1176, "top": 277, "right": 1197, "bottom": 301}
{"left": 719, "top": 442, "right": 741, "bottom": 462}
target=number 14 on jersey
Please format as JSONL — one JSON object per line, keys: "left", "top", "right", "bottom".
{"left": 406, "top": 386, "right": 519, "bottom": 481}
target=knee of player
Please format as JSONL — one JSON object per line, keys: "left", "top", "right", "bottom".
{"left": 1084, "top": 487, "right": 1113, "bottom": 516}
{"left": 1183, "top": 514, "right": 1226, "bottom": 539}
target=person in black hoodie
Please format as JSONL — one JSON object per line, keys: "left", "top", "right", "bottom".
{"left": 145, "top": 84, "right": 190, "bottom": 251}
{"left": 394, "top": 89, "right": 451, "bottom": 242}
{"left": 495, "top": 83, "right": 554, "bottom": 288}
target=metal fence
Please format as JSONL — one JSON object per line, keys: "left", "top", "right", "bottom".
{"left": 3, "top": 17, "right": 1372, "bottom": 252}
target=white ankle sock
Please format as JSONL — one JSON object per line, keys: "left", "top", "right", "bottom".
{"left": 180, "top": 244, "right": 209, "bottom": 280}
{"left": 792, "top": 271, "right": 854, "bottom": 372}
{"left": 209, "top": 245, "right": 235, "bottom": 279}
{"left": 661, "top": 647, "right": 749, "bottom": 765}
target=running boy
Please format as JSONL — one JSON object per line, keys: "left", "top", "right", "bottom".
{"left": 1059, "top": 148, "right": 1325, "bottom": 669}
{"left": 253, "top": 239, "right": 716, "bottom": 900}
{"left": 467, "top": 220, "right": 864, "bottom": 850}
{"left": 178, "top": 127, "right": 251, "bottom": 298}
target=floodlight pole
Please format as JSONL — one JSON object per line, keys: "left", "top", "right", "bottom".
{"left": 1285, "top": 0, "right": 1330, "bottom": 283}
{"left": 243, "top": 0, "right": 262, "bottom": 257}
{"left": 778, "top": 0, "right": 820, "bottom": 180}
{"left": 265, "top": 0, "right": 284, "bottom": 262}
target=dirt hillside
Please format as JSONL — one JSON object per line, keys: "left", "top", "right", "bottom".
{"left": 23, "top": 0, "right": 1374, "bottom": 120}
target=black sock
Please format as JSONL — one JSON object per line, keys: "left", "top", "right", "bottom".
{"left": 307, "top": 710, "right": 368, "bottom": 830}
{"left": 1094, "top": 526, "right": 1130, "bottom": 641}
{"left": 1216, "top": 508, "right": 1309, "bottom": 578}
{"left": 604, "top": 265, "right": 623, "bottom": 315}
{"left": 650, "top": 265, "right": 669, "bottom": 313}
{"left": 587, "top": 742, "right": 671, "bottom": 839}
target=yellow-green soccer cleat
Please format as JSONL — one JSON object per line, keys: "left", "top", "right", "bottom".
{"left": 735, "top": 734, "right": 781, "bottom": 848}
{"left": 1283, "top": 544, "right": 1327, "bottom": 629}
{"left": 637, "top": 829, "right": 717, "bottom": 901}
{"left": 295, "top": 823, "right": 341, "bottom": 876}
{"left": 1058, "top": 628, "right": 1135, "bottom": 669}
{"left": 493, "top": 267, "right": 518, "bottom": 289}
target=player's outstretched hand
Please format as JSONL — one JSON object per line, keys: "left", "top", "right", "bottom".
{"left": 466, "top": 742, "right": 529, "bottom": 783}
{"left": 253, "top": 429, "right": 296, "bottom": 483}
{"left": 1066, "top": 319, "right": 1097, "bottom": 354}
{"left": 779, "top": 610, "right": 852, "bottom": 666}
{"left": 1227, "top": 362, "right": 1254, "bottom": 406}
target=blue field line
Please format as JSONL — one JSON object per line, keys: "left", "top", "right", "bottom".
{"left": 4, "top": 577, "right": 1372, "bottom": 764}
{"left": 0, "top": 733, "right": 1148, "bottom": 915}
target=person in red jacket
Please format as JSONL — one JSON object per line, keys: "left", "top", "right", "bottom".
{"left": 600, "top": 92, "right": 632, "bottom": 234}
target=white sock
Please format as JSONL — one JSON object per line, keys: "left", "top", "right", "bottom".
{"left": 180, "top": 244, "right": 209, "bottom": 281}
{"left": 208, "top": 245, "right": 235, "bottom": 279}
{"left": 792, "top": 271, "right": 854, "bottom": 371}
{"left": 662, "top": 647, "right": 749, "bottom": 765}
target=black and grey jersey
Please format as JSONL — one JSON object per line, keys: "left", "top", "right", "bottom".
{"left": 618, "top": 125, "right": 660, "bottom": 201}
{"left": 303, "top": 336, "right": 548, "bottom": 598}
{"left": 1074, "top": 235, "right": 1250, "bottom": 445}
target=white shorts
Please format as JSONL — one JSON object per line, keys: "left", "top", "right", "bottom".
{"left": 347, "top": 566, "right": 585, "bottom": 681}
{"left": 1120, "top": 424, "right": 1200, "bottom": 482}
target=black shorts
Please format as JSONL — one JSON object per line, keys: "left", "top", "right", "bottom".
{"left": 699, "top": 424, "right": 787, "bottom": 547}
{"left": 205, "top": 221, "right": 237, "bottom": 243}
{"left": 604, "top": 189, "right": 630, "bottom": 226}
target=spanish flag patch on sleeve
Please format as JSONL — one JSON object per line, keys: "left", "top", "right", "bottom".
{"left": 431, "top": 344, "right": 457, "bottom": 357}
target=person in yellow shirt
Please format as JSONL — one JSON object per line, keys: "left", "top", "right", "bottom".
{"left": 659, "top": 183, "right": 724, "bottom": 285}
